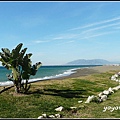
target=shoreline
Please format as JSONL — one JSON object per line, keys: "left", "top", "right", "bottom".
{"left": 1, "top": 65, "right": 120, "bottom": 86}
{"left": 52, "top": 67, "right": 99, "bottom": 80}
{"left": 47, "top": 65, "right": 120, "bottom": 80}
{"left": 28, "top": 66, "right": 100, "bottom": 83}
{"left": 31, "top": 65, "right": 120, "bottom": 84}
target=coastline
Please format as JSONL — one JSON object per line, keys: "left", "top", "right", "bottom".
{"left": 47, "top": 65, "right": 120, "bottom": 80}
{"left": 29, "top": 66, "right": 100, "bottom": 83}
{"left": 1, "top": 65, "right": 120, "bottom": 86}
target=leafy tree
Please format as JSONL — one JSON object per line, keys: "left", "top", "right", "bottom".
{"left": 0, "top": 43, "right": 42, "bottom": 93}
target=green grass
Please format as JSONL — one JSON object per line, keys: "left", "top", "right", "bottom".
{"left": 0, "top": 70, "right": 120, "bottom": 118}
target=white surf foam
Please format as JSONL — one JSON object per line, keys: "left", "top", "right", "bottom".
{"left": 0, "top": 68, "right": 79, "bottom": 87}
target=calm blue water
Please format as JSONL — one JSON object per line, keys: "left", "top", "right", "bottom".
{"left": 0, "top": 65, "right": 101, "bottom": 86}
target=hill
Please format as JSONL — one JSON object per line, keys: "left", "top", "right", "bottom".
{"left": 66, "top": 59, "right": 114, "bottom": 65}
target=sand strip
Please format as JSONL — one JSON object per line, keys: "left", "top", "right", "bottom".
{"left": 54, "top": 65, "right": 120, "bottom": 80}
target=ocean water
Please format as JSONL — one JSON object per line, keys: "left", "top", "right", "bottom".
{"left": 0, "top": 65, "right": 100, "bottom": 86}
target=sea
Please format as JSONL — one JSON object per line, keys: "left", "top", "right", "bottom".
{"left": 0, "top": 65, "right": 101, "bottom": 86}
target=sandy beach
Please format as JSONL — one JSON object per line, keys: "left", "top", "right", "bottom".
{"left": 52, "top": 65, "right": 120, "bottom": 80}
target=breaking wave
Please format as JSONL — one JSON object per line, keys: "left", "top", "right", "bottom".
{"left": 0, "top": 68, "right": 78, "bottom": 87}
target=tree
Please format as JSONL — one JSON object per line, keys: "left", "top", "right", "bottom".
{"left": 0, "top": 43, "right": 42, "bottom": 93}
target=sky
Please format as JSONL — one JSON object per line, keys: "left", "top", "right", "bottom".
{"left": 0, "top": 1, "right": 120, "bottom": 65}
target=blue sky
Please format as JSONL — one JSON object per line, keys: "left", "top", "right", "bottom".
{"left": 0, "top": 1, "right": 120, "bottom": 65}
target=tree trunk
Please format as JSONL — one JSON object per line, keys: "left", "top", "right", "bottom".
{"left": 14, "top": 85, "right": 20, "bottom": 93}
{"left": 14, "top": 80, "right": 21, "bottom": 93}
{"left": 24, "top": 79, "right": 30, "bottom": 93}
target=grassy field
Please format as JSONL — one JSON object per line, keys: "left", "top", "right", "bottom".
{"left": 0, "top": 70, "right": 120, "bottom": 118}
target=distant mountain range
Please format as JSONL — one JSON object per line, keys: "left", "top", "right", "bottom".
{"left": 66, "top": 59, "right": 117, "bottom": 65}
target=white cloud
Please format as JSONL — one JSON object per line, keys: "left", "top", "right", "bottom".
{"left": 69, "top": 16, "right": 120, "bottom": 31}
{"left": 80, "top": 31, "right": 117, "bottom": 40}
{"left": 81, "top": 22, "right": 120, "bottom": 34}
{"left": 57, "top": 40, "right": 75, "bottom": 45}
{"left": 53, "top": 34, "right": 78, "bottom": 40}
{"left": 29, "top": 16, "right": 120, "bottom": 46}
{"left": 34, "top": 40, "right": 49, "bottom": 43}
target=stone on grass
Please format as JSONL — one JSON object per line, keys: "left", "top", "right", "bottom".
{"left": 100, "top": 95, "right": 107, "bottom": 102}
{"left": 85, "top": 95, "right": 95, "bottom": 103}
{"left": 98, "top": 92, "right": 103, "bottom": 97}
{"left": 112, "top": 85, "right": 120, "bottom": 91}
{"left": 42, "top": 114, "right": 47, "bottom": 118}
{"left": 49, "top": 115, "right": 55, "bottom": 118}
{"left": 55, "top": 114, "right": 61, "bottom": 118}
{"left": 78, "top": 100, "right": 82, "bottom": 103}
{"left": 55, "top": 106, "right": 64, "bottom": 111}
{"left": 108, "top": 87, "right": 114, "bottom": 94}
{"left": 70, "top": 107, "right": 77, "bottom": 109}
{"left": 102, "top": 90, "right": 110, "bottom": 96}
{"left": 111, "top": 76, "right": 116, "bottom": 81}
{"left": 38, "top": 116, "right": 43, "bottom": 119}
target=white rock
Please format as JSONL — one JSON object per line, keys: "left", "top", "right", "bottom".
{"left": 42, "top": 114, "right": 47, "bottom": 118}
{"left": 113, "top": 85, "right": 120, "bottom": 91}
{"left": 112, "top": 87, "right": 118, "bottom": 91}
{"left": 114, "top": 74, "right": 119, "bottom": 78}
{"left": 116, "top": 79, "right": 119, "bottom": 82}
{"left": 102, "top": 90, "right": 110, "bottom": 95}
{"left": 70, "top": 107, "right": 77, "bottom": 109}
{"left": 49, "top": 115, "right": 55, "bottom": 118}
{"left": 38, "top": 116, "right": 43, "bottom": 119}
{"left": 78, "top": 100, "right": 83, "bottom": 103}
{"left": 85, "top": 95, "right": 95, "bottom": 103}
{"left": 108, "top": 87, "right": 114, "bottom": 94}
{"left": 100, "top": 95, "right": 107, "bottom": 101}
{"left": 55, "top": 106, "right": 64, "bottom": 111}
{"left": 55, "top": 114, "right": 61, "bottom": 118}
{"left": 98, "top": 92, "right": 103, "bottom": 97}
{"left": 117, "top": 72, "right": 120, "bottom": 76}
{"left": 111, "top": 76, "right": 116, "bottom": 80}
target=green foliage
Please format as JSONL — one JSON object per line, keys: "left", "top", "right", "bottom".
{"left": 0, "top": 43, "right": 42, "bottom": 93}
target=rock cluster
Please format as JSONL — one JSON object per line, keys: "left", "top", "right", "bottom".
{"left": 110, "top": 72, "right": 120, "bottom": 82}
{"left": 38, "top": 72, "right": 120, "bottom": 118}
{"left": 84, "top": 72, "right": 120, "bottom": 103}
{"left": 38, "top": 113, "right": 61, "bottom": 119}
